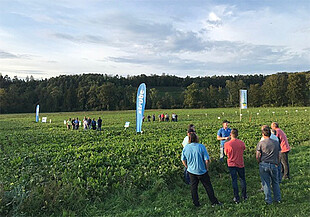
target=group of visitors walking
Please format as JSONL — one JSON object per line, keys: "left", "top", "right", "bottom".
{"left": 181, "top": 120, "right": 290, "bottom": 207}
{"left": 143, "top": 113, "right": 178, "bottom": 122}
{"left": 66, "top": 116, "right": 103, "bottom": 131}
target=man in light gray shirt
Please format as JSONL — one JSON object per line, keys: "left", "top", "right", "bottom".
{"left": 256, "top": 125, "right": 281, "bottom": 204}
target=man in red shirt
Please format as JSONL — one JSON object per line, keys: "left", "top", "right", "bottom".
{"left": 224, "top": 128, "right": 247, "bottom": 203}
{"left": 271, "top": 122, "right": 291, "bottom": 180}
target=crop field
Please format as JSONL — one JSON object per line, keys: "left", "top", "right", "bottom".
{"left": 0, "top": 107, "right": 309, "bottom": 216}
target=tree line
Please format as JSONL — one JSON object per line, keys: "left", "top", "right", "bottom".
{"left": 0, "top": 72, "right": 309, "bottom": 113}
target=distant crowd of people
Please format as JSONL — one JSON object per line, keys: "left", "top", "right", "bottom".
{"left": 143, "top": 113, "right": 178, "bottom": 122}
{"left": 66, "top": 116, "right": 103, "bottom": 131}
{"left": 181, "top": 120, "right": 290, "bottom": 207}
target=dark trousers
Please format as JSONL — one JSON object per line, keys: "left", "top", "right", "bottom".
{"left": 228, "top": 167, "right": 247, "bottom": 200}
{"left": 184, "top": 167, "right": 190, "bottom": 184}
{"left": 280, "top": 151, "right": 290, "bottom": 179}
{"left": 188, "top": 172, "right": 219, "bottom": 206}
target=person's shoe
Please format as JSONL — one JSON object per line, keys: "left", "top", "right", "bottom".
{"left": 233, "top": 197, "right": 240, "bottom": 204}
{"left": 258, "top": 187, "right": 264, "bottom": 192}
{"left": 243, "top": 196, "right": 248, "bottom": 202}
{"left": 212, "top": 202, "right": 223, "bottom": 207}
{"left": 265, "top": 202, "right": 272, "bottom": 205}
{"left": 275, "top": 200, "right": 281, "bottom": 204}
{"left": 194, "top": 203, "right": 201, "bottom": 207}
{"left": 282, "top": 176, "right": 290, "bottom": 180}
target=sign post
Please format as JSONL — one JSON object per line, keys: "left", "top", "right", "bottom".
{"left": 136, "top": 83, "right": 146, "bottom": 133}
{"left": 240, "top": 90, "right": 247, "bottom": 121}
{"left": 35, "top": 105, "right": 40, "bottom": 122}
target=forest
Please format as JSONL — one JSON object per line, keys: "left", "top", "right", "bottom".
{"left": 0, "top": 71, "right": 309, "bottom": 113}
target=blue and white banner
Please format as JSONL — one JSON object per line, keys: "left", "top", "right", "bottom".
{"left": 136, "top": 83, "right": 146, "bottom": 133}
{"left": 36, "top": 104, "right": 40, "bottom": 122}
{"left": 240, "top": 90, "right": 247, "bottom": 109}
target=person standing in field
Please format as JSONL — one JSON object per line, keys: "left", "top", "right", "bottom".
{"left": 66, "top": 118, "right": 72, "bottom": 130}
{"left": 152, "top": 114, "right": 156, "bottom": 122}
{"left": 182, "top": 132, "right": 222, "bottom": 207}
{"left": 181, "top": 124, "right": 195, "bottom": 184}
{"left": 75, "top": 118, "right": 80, "bottom": 130}
{"left": 260, "top": 126, "right": 281, "bottom": 183}
{"left": 256, "top": 126, "right": 281, "bottom": 204}
{"left": 87, "top": 117, "right": 91, "bottom": 129}
{"left": 271, "top": 122, "right": 291, "bottom": 180}
{"left": 97, "top": 117, "right": 102, "bottom": 131}
{"left": 72, "top": 118, "right": 76, "bottom": 130}
{"left": 224, "top": 128, "right": 247, "bottom": 203}
{"left": 165, "top": 113, "right": 169, "bottom": 122}
{"left": 91, "top": 118, "right": 96, "bottom": 130}
{"left": 83, "top": 117, "right": 88, "bottom": 130}
{"left": 217, "top": 120, "right": 231, "bottom": 161}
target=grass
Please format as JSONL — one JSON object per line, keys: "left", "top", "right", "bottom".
{"left": 83, "top": 140, "right": 310, "bottom": 217}
{"left": 0, "top": 107, "right": 309, "bottom": 216}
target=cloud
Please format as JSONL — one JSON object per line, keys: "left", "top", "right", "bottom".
{"left": 0, "top": 50, "right": 18, "bottom": 59}
{"left": 51, "top": 33, "right": 107, "bottom": 44}
{"left": 15, "top": 70, "right": 47, "bottom": 75}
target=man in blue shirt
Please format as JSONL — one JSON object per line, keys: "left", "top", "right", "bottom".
{"left": 182, "top": 132, "right": 222, "bottom": 207}
{"left": 217, "top": 120, "right": 231, "bottom": 161}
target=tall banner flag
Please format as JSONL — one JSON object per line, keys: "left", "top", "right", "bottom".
{"left": 35, "top": 104, "right": 40, "bottom": 122}
{"left": 136, "top": 83, "right": 146, "bottom": 133}
{"left": 240, "top": 90, "right": 247, "bottom": 109}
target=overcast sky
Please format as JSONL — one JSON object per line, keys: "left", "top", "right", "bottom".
{"left": 0, "top": 0, "right": 309, "bottom": 79}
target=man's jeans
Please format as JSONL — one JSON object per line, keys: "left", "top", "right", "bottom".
{"left": 228, "top": 167, "right": 247, "bottom": 201}
{"left": 259, "top": 162, "right": 281, "bottom": 204}
{"left": 220, "top": 145, "right": 225, "bottom": 161}
{"left": 188, "top": 171, "right": 219, "bottom": 206}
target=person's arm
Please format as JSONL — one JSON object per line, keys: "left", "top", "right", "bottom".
{"left": 205, "top": 160, "right": 210, "bottom": 170}
{"left": 217, "top": 135, "right": 229, "bottom": 141}
{"left": 182, "top": 160, "right": 187, "bottom": 168}
{"left": 256, "top": 151, "right": 261, "bottom": 163}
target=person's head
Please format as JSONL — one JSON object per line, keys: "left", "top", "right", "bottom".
{"left": 77, "top": 118, "right": 79, "bottom": 120}
{"left": 69, "top": 118, "right": 71, "bottom": 121}
{"left": 222, "top": 120, "right": 230, "bottom": 129}
{"left": 271, "top": 122, "right": 279, "bottom": 130}
{"left": 261, "top": 125, "right": 268, "bottom": 131}
{"left": 271, "top": 129, "right": 277, "bottom": 135}
{"left": 262, "top": 125, "right": 271, "bottom": 137}
{"left": 231, "top": 128, "right": 238, "bottom": 138}
{"left": 99, "top": 117, "right": 101, "bottom": 119}
{"left": 188, "top": 132, "right": 199, "bottom": 143}
{"left": 187, "top": 127, "right": 196, "bottom": 134}
{"left": 93, "top": 118, "right": 95, "bottom": 121}
{"left": 188, "top": 124, "right": 195, "bottom": 131}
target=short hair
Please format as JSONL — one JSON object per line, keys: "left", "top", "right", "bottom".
{"left": 262, "top": 126, "right": 271, "bottom": 137}
{"left": 189, "top": 132, "right": 199, "bottom": 143}
{"left": 187, "top": 124, "right": 195, "bottom": 133}
{"left": 231, "top": 128, "right": 238, "bottom": 137}
{"left": 272, "top": 122, "right": 279, "bottom": 128}
{"left": 261, "top": 125, "right": 268, "bottom": 130}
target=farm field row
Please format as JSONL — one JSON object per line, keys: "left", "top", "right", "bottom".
{"left": 0, "top": 107, "right": 309, "bottom": 216}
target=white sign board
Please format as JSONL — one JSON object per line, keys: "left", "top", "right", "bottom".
{"left": 240, "top": 90, "right": 247, "bottom": 109}
{"left": 42, "top": 117, "right": 47, "bottom": 123}
{"left": 124, "top": 122, "right": 130, "bottom": 128}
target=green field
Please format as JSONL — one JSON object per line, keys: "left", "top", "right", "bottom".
{"left": 1, "top": 107, "right": 309, "bottom": 216}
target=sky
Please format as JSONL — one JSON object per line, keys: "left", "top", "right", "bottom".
{"left": 0, "top": 0, "right": 309, "bottom": 79}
